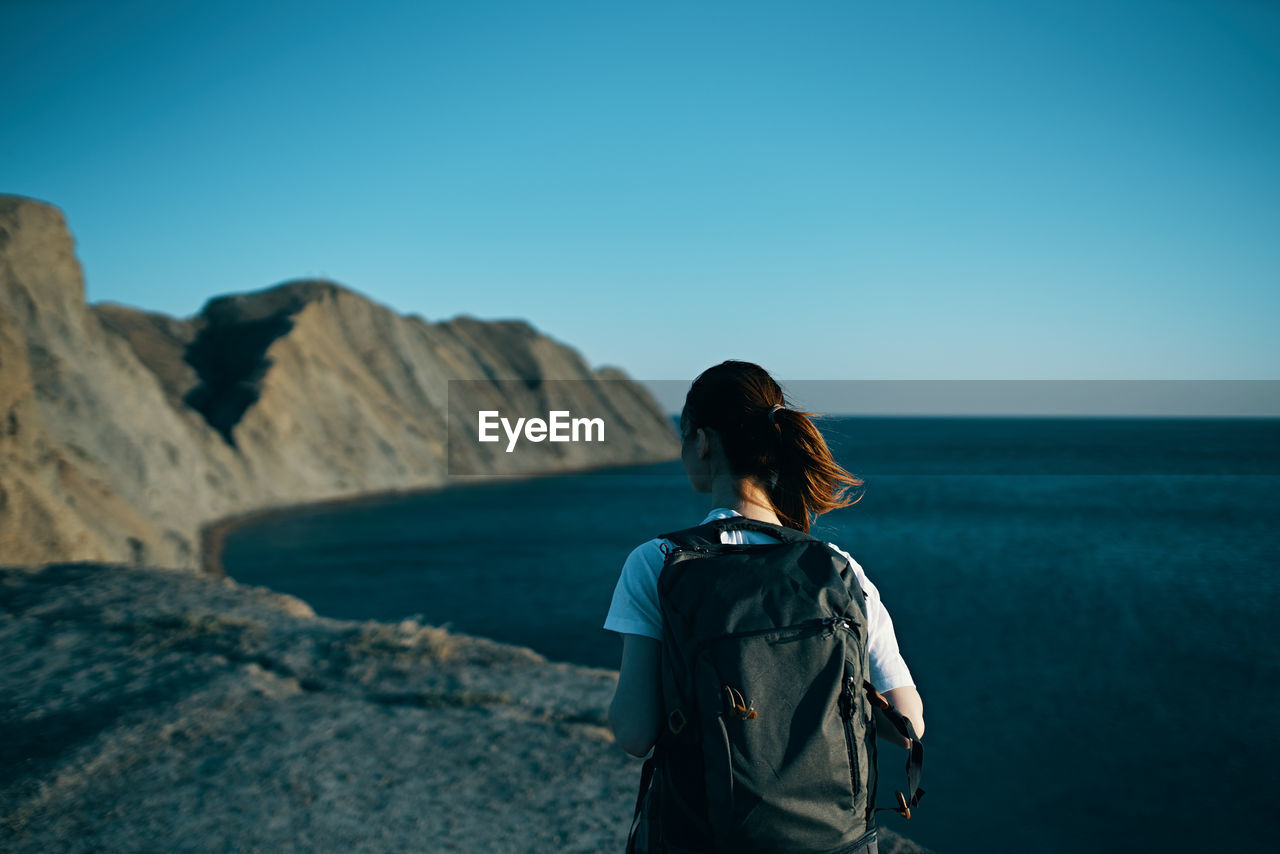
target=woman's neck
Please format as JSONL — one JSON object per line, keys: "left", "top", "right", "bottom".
{"left": 709, "top": 475, "right": 781, "bottom": 525}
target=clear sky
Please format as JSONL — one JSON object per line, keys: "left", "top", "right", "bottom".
{"left": 3, "top": 0, "right": 1278, "bottom": 413}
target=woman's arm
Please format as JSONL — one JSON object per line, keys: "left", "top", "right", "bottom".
{"left": 875, "top": 685, "right": 925, "bottom": 748}
{"left": 608, "top": 634, "right": 663, "bottom": 757}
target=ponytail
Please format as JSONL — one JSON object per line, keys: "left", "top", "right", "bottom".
{"left": 683, "top": 361, "right": 863, "bottom": 533}
{"left": 768, "top": 406, "right": 863, "bottom": 532}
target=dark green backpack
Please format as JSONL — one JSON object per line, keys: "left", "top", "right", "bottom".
{"left": 626, "top": 517, "right": 923, "bottom": 854}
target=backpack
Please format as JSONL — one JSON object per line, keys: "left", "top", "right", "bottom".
{"left": 626, "top": 516, "right": 924, "bottom": 854}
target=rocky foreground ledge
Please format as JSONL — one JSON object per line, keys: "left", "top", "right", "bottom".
{"left": 1, "top": 565, "right": 932, "bottom": 853}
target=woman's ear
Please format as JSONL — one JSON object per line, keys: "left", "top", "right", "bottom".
{"left": 696, "top": 427, "right": 712, "bottom": 460}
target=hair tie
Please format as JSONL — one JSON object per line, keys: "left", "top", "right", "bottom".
{"left": 768, "top": 403, "right": 784, "bottom": 425}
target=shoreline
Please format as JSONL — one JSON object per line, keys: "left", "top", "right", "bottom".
{"left": 198, "top": 455, "right": 680, "bottom": 578}
{"left": 198, "top": 482, "right": 447, "bottom": 577}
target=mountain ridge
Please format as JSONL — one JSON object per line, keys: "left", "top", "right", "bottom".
{"left": 0, "top": 195, "right": 678, "bottom": 570}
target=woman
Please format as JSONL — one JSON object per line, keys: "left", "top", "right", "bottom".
{"left": 604, "top": 359, "right": 924, "bottom": 764}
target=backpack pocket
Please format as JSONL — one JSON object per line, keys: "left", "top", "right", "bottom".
{"left": 694, "top": 619, "right": 864, "bottom": 852}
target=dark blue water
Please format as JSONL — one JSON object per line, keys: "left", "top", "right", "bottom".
{"left": 222, "top": 418, "right": 1280, "bottom": 854}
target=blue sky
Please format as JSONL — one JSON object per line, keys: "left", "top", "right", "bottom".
{"left": 2, "top": 0, "right": 1278, "bottom": 412}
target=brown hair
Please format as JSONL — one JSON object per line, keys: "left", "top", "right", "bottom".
{"left": 681, "top": 360, "right": 864, "bottom": 532}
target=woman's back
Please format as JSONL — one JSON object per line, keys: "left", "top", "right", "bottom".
{"left": 605, "top": 506, "right": 916, "bottom": 695}
{"left": 604, "top": 360, "right": 924, "bottom": 853}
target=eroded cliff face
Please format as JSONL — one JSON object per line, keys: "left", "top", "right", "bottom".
{"left": 0, "top": 196, "right": 677, "bottom": 570}
{"left": 0, "top": 197, "right": 225, "bottom": 569}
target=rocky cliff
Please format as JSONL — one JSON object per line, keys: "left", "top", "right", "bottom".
{"left": 0, "top": 195, "right": 677, "bottom": 571}
{"left": 0, "top": 563, "right": 934, "bottom": 854}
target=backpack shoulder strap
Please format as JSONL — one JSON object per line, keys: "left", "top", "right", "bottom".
{"left": 657, "top": 516, "right": 818, "bottom": 549}
{"left": 866, "top": 682, "right": 926, "bottom": 819}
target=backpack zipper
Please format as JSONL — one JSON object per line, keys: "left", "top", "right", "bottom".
{"left": 693, "top": 616, "right": 856, "bottom": 657}
{"left": 719, "top": 615, "right": 854, "bottom": 641}
{"left": 840, "top": 674, "right": 861, "bottom": 800}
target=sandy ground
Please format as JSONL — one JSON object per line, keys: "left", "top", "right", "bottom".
{"left": 1, "top": 563, "right": 932, "bottom": 853}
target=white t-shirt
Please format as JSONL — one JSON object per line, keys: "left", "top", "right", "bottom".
{"left": 604, "top": 508, "right": 915, "bottom": 692}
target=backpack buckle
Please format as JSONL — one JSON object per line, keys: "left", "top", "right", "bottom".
{"left": 723, "top": 684, "right": 758, "bottom": 720}
{"left": 668, "top": 709, "right": 687, "bottom": 735}
{"left": 864, "top": 681, "right": 891, "bottom": 711}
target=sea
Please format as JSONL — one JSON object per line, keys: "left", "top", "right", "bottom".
{"left": 221, "top": 417, "right": 1280, "bottom": 854}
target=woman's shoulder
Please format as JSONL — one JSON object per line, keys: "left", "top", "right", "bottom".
{"left": 822, "top": 540, "right": 859, "bottom": 568}
{"left": 623, "top": 535, "right": 672, "bottom": 573}
{"left": 820, "top": 540, "right": 875, "bottom": 589}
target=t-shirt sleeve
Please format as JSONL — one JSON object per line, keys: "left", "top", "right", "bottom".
{"left": 828, "top": 544, "right": 916, "bottom": 693}
{"left": 603, "top": 538, "right": 668, "bottom": 641}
